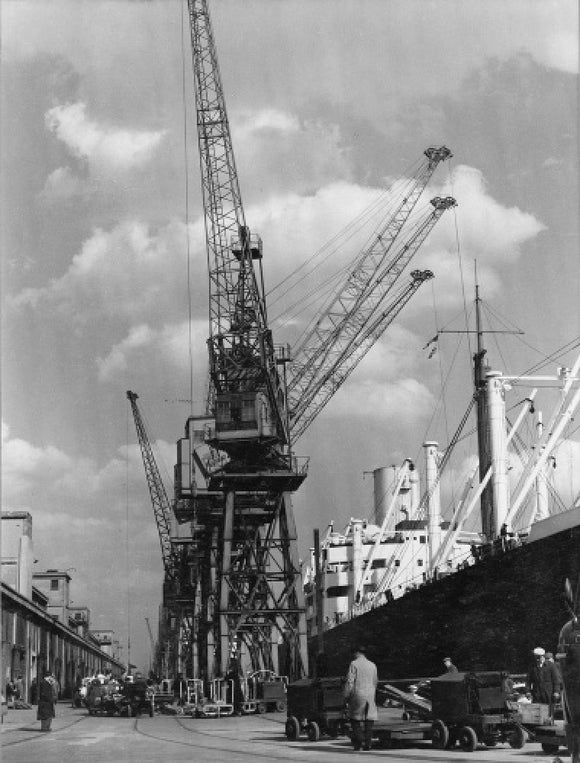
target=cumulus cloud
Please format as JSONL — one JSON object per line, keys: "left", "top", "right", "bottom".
{"left": 326, "top": 376, "right": 434, "bottom": 423}
{"left": 11, "top": 218, "right": 206, "bottom": 324}
{"left": 542, "top": 29, "right": 578, "bottom": 74}
{"left": 39, "top": 165, "right": 87, "bottom": 203}
{"left": 45, "top": 102, "right": 166, "bottom": 173}
{"left": 96, "top": 319, "right": 208, "bottom": 382}
{"left": 429, "top": 165, "right": 546, "bottom": 261}
{"left": 232, "top": 108, "right": 352, "bottom": 197}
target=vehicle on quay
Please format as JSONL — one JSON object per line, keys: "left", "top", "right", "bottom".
{"left": 430, "top": 671, "right": 525, "bottom": 752}
{"left": 85, "top": 677, "right": 153, "bottom": 718}
{"left": 285, "top": 676, "right": 349, "bottom": 742}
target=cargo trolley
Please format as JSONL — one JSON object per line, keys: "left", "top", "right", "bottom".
{"left": 285, "top": 677, "right": 349, "bottom": 742}
{"left": 430, "top": 671, "right": 525, "bottom": 752}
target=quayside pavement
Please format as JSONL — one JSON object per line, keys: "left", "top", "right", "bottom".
{"left": 1, "top": 702, "right": 566, "bottom": 763}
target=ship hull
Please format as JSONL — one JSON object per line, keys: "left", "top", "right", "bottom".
{"left": 312, "top": 524, "right": 580, "bottom": 679}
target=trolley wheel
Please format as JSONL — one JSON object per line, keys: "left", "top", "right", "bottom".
{"left": 541, "top": 742, "right": 560, "bottom": 754}
{"left": 446, "top": 730, "right": 458, "bottom": 749}
{"left": 257, "top": 702, "right": 267, "bottom": 714}
{"left": 431, "top": 719, "right": 449, "bottom": 749}
{"left": 307, "top": 721, "right": 320, "bottom": 742}
{"left": 275, "top": 700, "right": 287, "bottom": 712}
{"left": 507, "top": 726, "right": 526, "bottom": 749}
{"left": 458, "top": 725, "right": 478, "bottom": 752}
{"left": 285, "top": 715, "right": 300, "bottom": 740}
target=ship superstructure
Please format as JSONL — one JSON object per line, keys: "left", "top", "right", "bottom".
{"left": 304, "top": 293, "right": 580, "bottom": 669}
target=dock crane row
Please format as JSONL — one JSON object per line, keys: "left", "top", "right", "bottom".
{"left": 128, "top": 0, "right": 455, "bottom": 684}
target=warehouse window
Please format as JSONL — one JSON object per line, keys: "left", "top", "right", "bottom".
{"left": 50, "top": 579, "right": 59, "bottom": 590}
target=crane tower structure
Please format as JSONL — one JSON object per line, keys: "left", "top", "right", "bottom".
{"left": 130, "top": 0, "right": 454, "bottom": 684}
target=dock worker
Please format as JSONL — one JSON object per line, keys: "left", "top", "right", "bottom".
{"left": 527, "top": 647, "right": 562, "bottom": 703}
{"left": 37, "top": 669, "right": 57, "bottom": 732}
{"left": 343, "top": 645, "right": 378, "bottom": 752}
{"left": 443, "top": 657, "right": 458, "bottom": 673}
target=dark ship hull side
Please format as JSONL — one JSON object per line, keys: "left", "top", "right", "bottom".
{"left": 313, "top": 525, "right": 580, "bottom": 678}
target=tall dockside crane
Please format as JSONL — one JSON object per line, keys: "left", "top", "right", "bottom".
{"left": 131, "top": 0, "right": 454, "bottom": 683}
{"left": 183, "top": 0, "right": 309, "bottom": 681}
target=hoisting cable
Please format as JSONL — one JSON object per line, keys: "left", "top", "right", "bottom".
{"left": 125, "top": 402, "right": 132, "bottom": 673}
{"left": 181, "top": 0, "right": 195, "bottom": 416}
{"left": 267, "top": 157, "right": 425, "bottom": 303}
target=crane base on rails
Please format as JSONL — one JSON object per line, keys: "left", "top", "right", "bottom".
{"left": 174, "top": 434, "right": 309, "bottom": 683}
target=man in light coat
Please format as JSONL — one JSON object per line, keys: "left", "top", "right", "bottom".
{"left": 343, "top": 645, "right": 378, "bottom": 751}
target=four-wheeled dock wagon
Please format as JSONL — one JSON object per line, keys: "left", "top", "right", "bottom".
{"left": 430, "top": 671, "right": 525, "bottom": 752}
{"left": 285, "top": 676, "right": 349, "bottom": 741}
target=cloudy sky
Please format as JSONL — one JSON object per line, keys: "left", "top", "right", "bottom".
{"left": 2, "top": 0, "right": 578, "bottom": 672}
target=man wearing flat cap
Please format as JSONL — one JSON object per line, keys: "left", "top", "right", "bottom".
{"left": 443, "top": 657, "right": 458, "bottom": 673}
{"left": 527, "top": 646, "right": 562, "bottom": 703}
{"left": 343, "top": 645, "right": 378, "bottom": 751}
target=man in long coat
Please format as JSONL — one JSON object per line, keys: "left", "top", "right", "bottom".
{"left": 37, "top": 670, "right": 56, "bottom": 731}
{"left": 527, "top": 647, "right": 562, "bottom": 703}
{"left": 343, "top": 646, "right": 378, "bottom": 751}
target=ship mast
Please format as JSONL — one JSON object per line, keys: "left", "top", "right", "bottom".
{"left": 474, "top": 280, "right": 494, "bottom": 540}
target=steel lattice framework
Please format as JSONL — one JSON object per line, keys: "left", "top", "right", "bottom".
{"left": 184, "top": 0, "right": 308, "bottom": 681}
{"left": 289, "top": 149, "right": 451, "bottom": 403}
{"left": 187, "top": 0, "right": 287, "bottom": 447}
{"left": 126, "top": 391, "right": 177, "bottom": 579}
{"left": 290, "top": 269, "right": 435, "bottom": 440}
{"left": 288, "top": 197, "right": 456, "bottom": 438}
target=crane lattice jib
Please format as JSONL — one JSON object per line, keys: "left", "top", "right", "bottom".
{"left": 289, "top": 197, "right": 456, "bottom": 432}
{"left": 290, "top": 270, "right": 433, "bottom": 440}
{"left": 127, "top": 391, "right": 177, "bottom": 579}
{"left": 187, "top": 0, "right": 287, "bottom": 443}
{"left": 290, "top": 146, "right": 451, "bottom": 392}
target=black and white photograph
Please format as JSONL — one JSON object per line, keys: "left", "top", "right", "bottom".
{"left": 1, "top": 0, "right": 579, "bottom": 760}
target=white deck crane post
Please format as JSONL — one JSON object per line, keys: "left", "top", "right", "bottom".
{"left": 185, "top": 0, "right": 308, "bottom": 681}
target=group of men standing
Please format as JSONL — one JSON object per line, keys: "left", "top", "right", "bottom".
{"left": 527, "top": 646, "right": 562, "bottom": 703}
{"left": 341, "top": 643, "right": 563, "bottom": 752}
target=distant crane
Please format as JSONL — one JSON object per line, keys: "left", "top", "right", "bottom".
{"left": 126, "top": 391, "right": 177, "bottom": 579}
{"left": 127, "top": 390, "right": 195, "bottom": 678}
